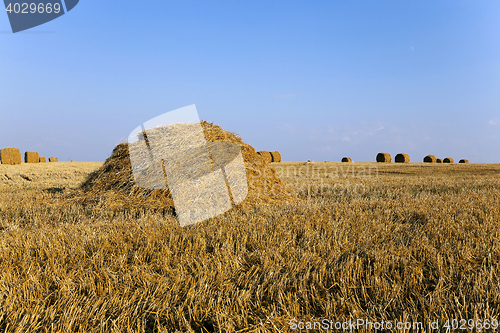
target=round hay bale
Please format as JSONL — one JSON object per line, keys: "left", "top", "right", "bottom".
{"left": 341, "top": 157, "right": 352, "bottom": 162}
{"left": 443, "top": 157, "right": 454, "bottom": 163}
{"left": 257, "top": 151, "right": 273, "bottom": 164}
{"left": 459, "top": 159, "right": 469, "bottom": 164}
{"left": 39, "top": 157, "right": 46, "bottom": 163}
{"left": 423, "top": 155, "right": 437, "bottom": 163}
{"left": 395, "top": 153, "right": 410, "bottom": 163}
{"left": 376, "top": 152, "right": 391, "bottom": 163}
{"left": 49, "top": 157, "right": 58, "bottom": 162}
{"left": 436, "top": 158, "right": 443, "bottom": 163}
{"left": 65, "top": 121, "right": 295, "bottom": 213}
{"left": 270, "top": 151, "right": 281, "bottom": 163}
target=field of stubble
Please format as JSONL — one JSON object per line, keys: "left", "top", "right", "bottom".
{"left": 0, "top": 161, "right": 499, "bottom": 332}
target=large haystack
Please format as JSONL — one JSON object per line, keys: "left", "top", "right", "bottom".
{"left": 443, "top": 157, "right": 454, "bottom": 164}
{"left": 395, "top": 153, "right": 410, "bottom": 163}
{"left": 424, "top": 155, "right": 437, "bottom": 163}
{"left": 459, "top": 159, "right": 469, "bottom": 164}
{"left": 67, "top": 121, "right": 294, "bottom": 213}
{"left": 341, "top": 157, "right": 352, "bottom": 162}
{"left": 49, "top": 157, "right": 58, "bottom": 162}
{"left": 0, "top": 148, "right": 22, "bottom": 165}
{"left": 25, "top": 151, "right": 39, "bottom": 163}
{"left": 39, "top": 157, "right": 46, "bottom": 163}
{"left": 270, "top": 151, "right": 282, "bottom": 162}
{"left": 436, "top": 158, "right": 443, "bottom": 163}
{"left": 376, "top": 152, "right": 391, "bottom": 163}
{"left": 257, "top": 151, "right": 273, "bottom": 163}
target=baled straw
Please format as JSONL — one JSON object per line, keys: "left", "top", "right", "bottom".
{"left": 376, "top": 152, "right": 391, "bottom": 163}
{"left": 0, "top": 148, "right": 22, "bottom": 165}
{"left": 24, "top": 151, "right": 40, "bottom": 163}
{"left": 257, "top": 151, "right": 273, "bottom": 164}
{"left": 270, "top": 151, "right": 282, "bottom": 162}
{"left": 424, "top": 155, "right": 437, "bottom": 163}
{"left": 395, "top": 153, "right": 410, "bottom": 163}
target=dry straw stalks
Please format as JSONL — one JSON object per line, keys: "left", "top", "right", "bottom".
{"left": 66, "top": 121, "right": 295, "bottom": 213}
{"left": 0, "top": 160, "right": 499, "bottom": 331}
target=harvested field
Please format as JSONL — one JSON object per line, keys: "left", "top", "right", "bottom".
{"left": 341, "top": 157, "right": 352, "bottom": 162}
{"left": 0, "top": 147, "right": 22, "bottom": 165}
{"left": 0, "top": 160, "right": 499, "bottom": 332}
{"left": 24, "top": 151, "right": 39, "bottom": 163}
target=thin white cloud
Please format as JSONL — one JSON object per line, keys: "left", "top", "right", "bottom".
{"left": 488, "top": 119, "right": 499, "bottom": 125}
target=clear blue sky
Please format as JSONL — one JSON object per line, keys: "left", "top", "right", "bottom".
{"left": 1, "top": 0, "right": 499, "bottom": 162}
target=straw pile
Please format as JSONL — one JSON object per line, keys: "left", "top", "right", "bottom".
{"left": 66, "top": 121, "right": 295, "bottom": 212}
{"left": 376, "top": 152, "right": 391, "bottom": 163}
{"left": 39, "top": 157, "right": 46, "bottom": 163}
{"left": 24, "top": 151, "right": 39, "bottom": 163}
{"left": 395, "top": 153, "right": 410, "bottom": 163}
{"left": 0, "top": 148, "right": 22, "bottom": 165}
{"left": 443, "top": 157, "right": 454, "bottom": 164}
{"left": 270, "top": 151, "right": 282, "bottom": 162}
{"left": 436, "top": 158, "right": 443, "bottom": 163}
{"left": 459, "top": 159, "right": 469, "bottom": 164}
{"left": 341, "top": 157, "right": 352, "bottom": 162}
{"left": 49, "top": 157, "right": 58, "bottom": 162}
{"left": 257, "top": 151, "right": 273, "bottom": 163}
{"left": 424, "top": 155, "right": 437, "bottom": 163}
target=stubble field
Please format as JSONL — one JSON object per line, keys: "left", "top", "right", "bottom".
{"left": 0, "top": 161, "right": 499, "bottom": 332}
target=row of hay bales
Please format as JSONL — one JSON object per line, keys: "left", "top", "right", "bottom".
{"left": 0, "top": 148, "right": 58, "bottom": 165}
{"left": 257, "top": 151, "right": 281, "bottom": 163}
{"left": 423, "top": 155, "right": 469, "bottom": 163}
{"left": 370, "top": 152, "right": 469, "bottom": 164}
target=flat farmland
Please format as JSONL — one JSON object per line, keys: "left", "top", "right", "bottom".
{"left": 0, "top": 162, "right": 499, "bottom": 332}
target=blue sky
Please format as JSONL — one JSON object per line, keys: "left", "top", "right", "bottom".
{"left": 1, "top": 0, "right": 499, "bottom": 162}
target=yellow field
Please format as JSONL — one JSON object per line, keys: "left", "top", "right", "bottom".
{"left": 0, "top": 161, "right": 499, "bottom": 332}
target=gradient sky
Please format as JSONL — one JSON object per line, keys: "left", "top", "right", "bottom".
{"left": 1, "top": 0, "right": 499, "bottom": 162}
